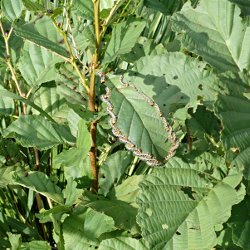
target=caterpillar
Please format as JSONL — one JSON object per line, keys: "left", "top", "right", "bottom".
{"left": 101, "top": 75, "right": 179, "bottom": 166}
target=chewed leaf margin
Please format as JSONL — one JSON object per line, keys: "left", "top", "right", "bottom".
{"left": 101, "top": 75, "right": 179, "bottom": 166}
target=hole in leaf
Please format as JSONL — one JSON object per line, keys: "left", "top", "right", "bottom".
{"left": 173, "top": 75, "right": 178, "bottom": 80}
{"left": 198, "top": 84, "right": 203, "bottom": 90}
{"left": 180, "top": 187, "right": 195, "bottom": 200}
{"left": 176, "top": 231, "right": 181, "bottom": 235}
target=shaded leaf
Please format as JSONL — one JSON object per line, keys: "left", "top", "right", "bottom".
{"left": 215, "top": 94, "right": 250, "bottom": 179}
{"left": 0, "top": 88, "right": 55, "bottom": 122}
{"left": 1, "top": 0, "right": 24, "bottom": 22}
{"left": 54, "top": 119, "right": 91, "bottom": 179}
{"left": 99, "top": 150, "right": 133, "bottom": 196}
{"left": 229, "top": 0, "right": 250, "bottom": 16}
{"left": 85, "top": 175, "right": 144, "bottom": 234}
{"left": 32, "top": 84, "right": 69, "bottom": 121}
{"left": 172, "top": 0, "right": 250, "bottom": 72}
{"left": 127, "top": 52, "right": 217, "bottom": 119}
{"left": 13, "top": 171, "right": 64, "bottom": 204}
{"left": 63, "top": 207, "right": 115, "bottom": 249}
{"left": 0, "top": 85, "right": 14, "bottom": 115}
{"left": 3, "top": 115, "right": 75, "bottom": 150}
{"left": 103, "top": 19, "right": 146, "bottom": 64}
{"left": 63, "top": 178, "right": 83, "bottom": 206}
{"left": 229, "top": 195, "right": 250, "bottom": 250}
{"left": 18, "top": 43, "right": 63, "bottom": 86}
{"left": 22, "top": 0, "right": 44, "bottom": 11}
{"left": 72, "top": 0, "right": 93, "bottom": 20}
{"left": 14, "top": 24, "right": 69, "bottom": 58}
{"left": 144, "top": 0, "right": 183, "bottom": 15}
{"left": 21, "top": 240, "right": 51, "bottom": 250}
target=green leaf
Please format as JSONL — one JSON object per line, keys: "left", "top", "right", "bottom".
{"left": 34, "top": 16, "right": 64, "bottom": 44}
{"left": 21, "top": 241, "right": 51, "bottom": 250}
{"left": 84, "top": 198, "right": 139, "bottom": 234}
{"left": 13, "top": 171, "right": 64, "bottom": 204}
{"left": 229, "top": 195, "right": 250, "bottom": 250}
{"left": 32, "top": 84, "right": 69, "bottom": 121}
{"left": 18, "top": 42, "right": 63, "bottom": 86}
{"left": 22, "top": 0, "right": 44, "bottom": 11}
{"left": 0, "top": 85, "right": 14, "bottom": 115}
{"left": 103, "top": 19, "right": 146, "bottom": 64}
{"left": 54, "top": 119, "right": 92, "bottom": 179}
{"left": 63, "top": 207, "right": 116, "bottom": 249}
{"left": 0, "top": 163, "right": 24, "bottom": 188}
{"left": 84, "top": 175, "right": 144, "bottom": 234}
{"left": 172, "top": 0, "right": 250, "bottom": 72}
{"left": 63, "top": 178, "right": 83, "bottom": 206}
{"left": 126, "top": 52, "right": 217, "bottom": 119}
{"left": 144, "top": 0, "right": 183, "bottom": 15}
{"left": 186, "top": 105, "right": 221, "bottom": 143}
{"left": 1, "top": 0, "right": 24, "bottom": 22}
{"left": 229, "top": 0, "right": 250, "bottom": 16}
{"left": 99, "top": 151, "right": 133, "bottom": 196}
{"left": 98, "top": 237, "right": 147, "bottom": 250}
{"left": 136, "top": 156, "right": 245, "bottom": 249}
{"left": 72, "top": 0, "right": 93, "bottom": 20}
{"left": 7, "top": 232, "right": 22, "bottom": 250}
{"left": 14, "top": 24, "right": 69, "bottom": 58}
{"left": 3, "top": 115, "right": 75, "bottom": 150}
{"left": 0, "top": 88, "right": 55, "bottom": 122}
{"left": 216, "top": 93, "right": 250, "bottom": 179}
{"left": 103, "top": 76, "right": 179, "bottom": 166}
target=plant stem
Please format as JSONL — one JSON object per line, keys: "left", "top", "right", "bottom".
{"left": 52, "top": 19, "right": 90, "bottom": 93}
{"left": 89, "top": 0, "right": 101, "bottom": 192}
{"left": 0, "top": 23, "right": 22, "bottom": 96}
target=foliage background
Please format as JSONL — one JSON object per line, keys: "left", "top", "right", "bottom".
{"left": 0, "top": 0, "right": 249, "bottom": 249}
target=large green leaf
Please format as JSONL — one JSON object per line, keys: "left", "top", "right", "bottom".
{"left": 14, "top": 24, "right": 69, "bottom": 58}
{"left": 172, "top": 0, "right": 250, "bottom": 72}
{"left": 215, "top": 94, "right": 250, "bottom": 179}
{"left": 83, "top": 175, "right": 144, "bottom": 234}
{"left": 3, "top": 115, "right": 75, "bottom": 150}
{"left": 63, "top": 207, "right": 115, "bottom": 249}
{"left": 1, "top": 0, "right": 24, "bottom": 22}
{"left": 34, "top": 16, "right": 64, "bottom": 44}
{"left": 228, "top": 195, "right": 250, "bottom": 250}
{"left": 99, "top": 150, "right": 133, "bottom": 196}
{"left": 13, "top": 171, "right": 64, "bottom": 204}
{"left": 0, "top": 85, "right": 14, "bottom": 115}
{"left": 103, "top": 19, "right": 146, "bottom": 64}
{"left": 0, "top": 88, "right": 55, "bottom": 122}
{"left": 103, "top": 76, "right": 179, "bottom": 166}
{"left": 18, "top": 42, "right": 63, "bottom": 86}
{"left": 54, "top": 120, "right": 92, "bottom": 179}
{"left": 98, "top": 237, "right": 147, "bottom": 250}
{"left": 32, "top": 84, "right": 69, "bottom": 121}
{"left": 72, "top": 0, "right": 93, "bottom": 20}
{"left": 136, "top": 155, "right": 245, "bottom": 249}
{"left": 126, "top": 52, "right": 217, "bottom": 118}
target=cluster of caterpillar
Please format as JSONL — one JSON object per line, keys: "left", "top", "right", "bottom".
{"left": 101, "top": 75, "right": 179, "bottom": 166}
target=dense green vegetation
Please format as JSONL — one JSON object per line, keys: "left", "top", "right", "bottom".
{"left": 0, "top": 0, "right": 250, "bottom": 249}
